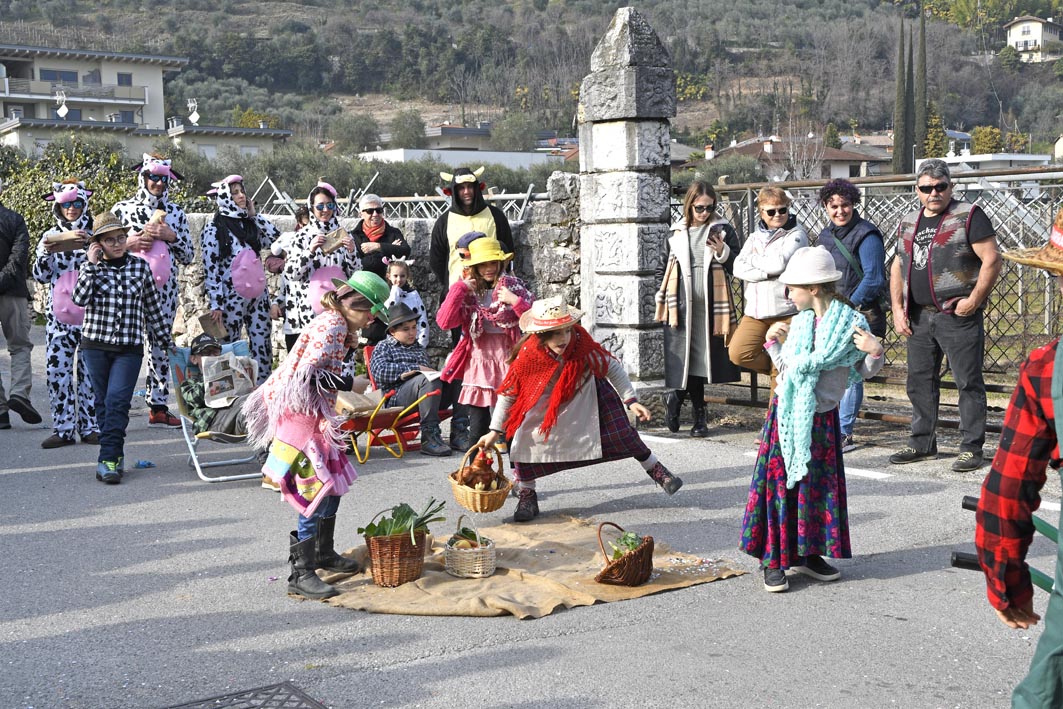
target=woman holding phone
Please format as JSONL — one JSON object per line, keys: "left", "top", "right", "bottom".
{"left": 655, "top": 180, "right": 741, "bottom": 437}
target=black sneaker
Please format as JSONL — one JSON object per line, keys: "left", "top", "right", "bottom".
{"left": 889, "top": 445, "right": 938, "bottom": 465}
{"left": 763, "top": 567, "right": 788, "bottom": 593}
{"left": 951, "top": 451, "right": 984, "bottom": 472}
{"left": 840, "top": 434, "right": 857, "bottom": 453}
{"left": 789, "top": 555, "right": 841, "bottom": 581}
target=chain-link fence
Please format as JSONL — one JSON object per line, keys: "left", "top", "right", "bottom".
{"left": 675, "top": 168, "right": 1063, "bottom": 383}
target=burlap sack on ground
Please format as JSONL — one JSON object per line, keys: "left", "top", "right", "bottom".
{"left": 325, "top": 516, "right": 745, "bottom": 619}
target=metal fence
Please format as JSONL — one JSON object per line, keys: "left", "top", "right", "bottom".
{"left": 674, "top": 168, "right": 1063, "bottom": 378}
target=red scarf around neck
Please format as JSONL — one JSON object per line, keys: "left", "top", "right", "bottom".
{"left": 363, "top": 220, "right": 386, "bottom": 242}
{"left": 499, "top": 324, "right": 612, "bottom": 441}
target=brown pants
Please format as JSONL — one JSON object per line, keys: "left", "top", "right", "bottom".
{"left": 728, "top": 315, "right": 791, "bottom": 394}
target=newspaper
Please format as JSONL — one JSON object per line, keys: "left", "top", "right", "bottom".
{"left": 201, "top": 352, "right": 258, "bottom": 408}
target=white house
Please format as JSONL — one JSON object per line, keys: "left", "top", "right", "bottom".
{"left": 1003, "top": 16, "right": 1063, "bottom": 63}
{"left": 358, "top": 147, "right": 563, "bottom": 172}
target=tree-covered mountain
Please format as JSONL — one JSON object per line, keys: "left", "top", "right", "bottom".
{"left": 2, "top": 0, "right": 1062, "bottom": 149}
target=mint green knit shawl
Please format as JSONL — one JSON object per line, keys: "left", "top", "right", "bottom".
{"left": 776, "top": 299, "right": 869, "bottom": 489}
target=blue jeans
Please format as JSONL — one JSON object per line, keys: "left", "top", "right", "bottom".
{"left": 82, "top": 348, "right": 143, "bottom": 464}
{"left": 297, "top": 495, "right": 341, "bottom": 540}
{"left": 839, "top": 379, "right": 863, "bottom": 437}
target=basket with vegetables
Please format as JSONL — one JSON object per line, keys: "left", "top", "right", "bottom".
{"left": 594, "top": 521, "right": 654, "bottom": 587}
{"left": 448, "top": 444, "right": 512, "bottom": 513}
{"left": 358, "top": 498, "right": 446, "bottom": 587}
{"left": 444, "top": 514, "right": 497, "bottom": 579}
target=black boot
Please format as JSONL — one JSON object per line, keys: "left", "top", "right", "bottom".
{"left": 450, "top": 404, "right": 470, "bottom": 451}
{"left": 647, "top": 461, "right": 683, "bottom": 495}
{"left": 665, "top": 390, "right": 685, "bottom": 433}
{"left": 513, "top": 488, "right": 539, "bottom": 523}
{"left": 690, "top": 407, "right": 709, "bottom": 438}
{"left": 288, "top": 532, "right": 340, "bottom": 599}
{"left": 315, "top": 516, "right": 362, "bottom": 574}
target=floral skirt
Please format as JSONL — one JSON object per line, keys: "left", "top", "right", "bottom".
{"left": 739, "top": 397, "right": 851, "bottom": 569}
{"left": 513, "top": 379, "right": 650, "bottom": 481}
{"left": 459, "top": 331, "right": 511, "bottom": 408}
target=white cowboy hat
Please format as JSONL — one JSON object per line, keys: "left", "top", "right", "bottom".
{"left": 777, "top": 246, "right": 843, "bottom": 286}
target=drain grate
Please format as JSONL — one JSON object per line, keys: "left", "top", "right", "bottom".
{"left": 163, "top": 681, "right": 327, "bottom": 709}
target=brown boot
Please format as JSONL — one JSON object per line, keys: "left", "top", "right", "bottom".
{"left": 647, "top": 462, "right": 683, "bottom": 495}
{"left": 513, "top": 488, "right": 539, "bottom": 523}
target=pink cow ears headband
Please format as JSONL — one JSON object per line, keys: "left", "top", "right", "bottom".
{"left": 43, "top": 180, "right": 92, "bottom": 203}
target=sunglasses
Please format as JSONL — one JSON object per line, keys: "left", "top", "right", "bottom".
{"left": 61, "top": 199, "right": 86, "bottom": 209}
{"left": 100, "top": 234, "right": 128, "bottom": 247}
{"left": 145, "top": 174, "right": 169, "bottom": 183}
{"left": 762, "top": 207, "right": 789, "bottom": 217}
{"left": 917, "top": 182, "right": 950, "bottom": 194}
{"left": 361, "top": 207, "right": 384, "bottom": 215}
{"left": 314, "top": 202, "right": 337, "bottom": 212}
{"left": 692, "top": 204, "right": 715, "bottom": 214}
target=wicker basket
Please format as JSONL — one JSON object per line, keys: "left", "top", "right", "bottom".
{"left": 448, "top": 445, "right": 513, "bottom": 513}
{"left": 594, "top": 522, "right": 654, "bottom": 587}
{"left": 365, "top": 529, "right": 427, "bottom": 587}
{"left": 444, "top": 514, "right": 497, "bottom": 578}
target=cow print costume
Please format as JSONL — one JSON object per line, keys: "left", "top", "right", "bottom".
{"left": 110, "top": 154, "right": 193, "bottom": 410}
{"left": 384, "top": 268, "right": 429, "bottom": 348}
{"left": 201, "top": 175, "right": 279, "bottom": 384}
{"left": 31, "top": 180, "right": 99, "bottom": 441}
{"left": 280, "top": 182, "right": 361, "bottom": 338}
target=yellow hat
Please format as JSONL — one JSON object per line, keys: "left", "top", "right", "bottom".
{"left": 464, "top": 237, "right": 513, "bottom": 267}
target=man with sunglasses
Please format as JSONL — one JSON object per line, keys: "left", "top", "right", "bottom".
{"left": 889, "top": 158, "right": 1001, "bottom": 472}
{"left": 111, "top": 154, "right": 194, "bottom": 428}
{"left": 0, "top": 176, "right": 42, "bottom": 431}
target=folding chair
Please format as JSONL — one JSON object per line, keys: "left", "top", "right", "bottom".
{"left": 169, "top": 340, "right": 260, "bottom": 483}
{"left": 337, "top": 345, "right": 452, "bottom": 463}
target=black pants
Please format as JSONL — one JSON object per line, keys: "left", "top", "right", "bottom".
{"left": 683, "top": 375, "right": 706, "bottom": 410}
{"left": 905, "top": 306, "right": 986, "bottom": 454}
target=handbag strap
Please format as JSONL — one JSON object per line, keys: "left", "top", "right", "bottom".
{"left": 1052, "top": 338, "right": 1063, "bottom": 451}
{"left": 827, "top": 231, "right": 863, "bottom": 281}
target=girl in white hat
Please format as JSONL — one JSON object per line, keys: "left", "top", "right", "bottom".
{"left": 739, "top": 246, "right": 884, "bottom": 593}
{"left": 476, "top": 297, "right": 682, "bottom": 522}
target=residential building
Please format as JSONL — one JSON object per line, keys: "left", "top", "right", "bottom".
{"left": 378, "top": 123, "right": 493, "bottom": 151}
{"left": 707, "top": 137, "right": 891, "bottom": 180}
{"left": 357, "top": 147, "right": 563, "bottom": 172}
{"left": 1003, "top": 16, "right": 1063, "bottom": 63}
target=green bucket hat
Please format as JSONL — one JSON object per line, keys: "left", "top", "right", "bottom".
{"left": 332, "top": 271, "right": 391, "bottom": 323}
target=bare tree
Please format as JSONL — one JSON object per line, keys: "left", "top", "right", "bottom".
{"left": 784, "top": 104, "right": 825, "bottom": 181}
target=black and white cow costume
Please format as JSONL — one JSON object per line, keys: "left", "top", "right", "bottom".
{"left": 279, "top": 181, "right": 361, "bottom": 341}
{"left": 201, "top": 175, "right": 279, "bottom": 384}
{"left": 110, "top": 154, "right": 193, "bottom": 412}
{"left": 31, "top": 180, "right": 99, "bottom": 443}
{"left": 383, "top": 259, "right": 430, "bottom": 348}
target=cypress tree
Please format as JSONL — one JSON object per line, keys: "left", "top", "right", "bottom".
{"left": 904, "top": 26, "right": 916, "bottom": 172}
{"left": 914, "top": 7, "right": 928, "bottom": 161}
{"left": 892, "top": 22, "right": 908, "bottom": 174}
{"left": 924, "top": 102, "right": 947, "bottom": 158}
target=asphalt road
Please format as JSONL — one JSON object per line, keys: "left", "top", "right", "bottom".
{"left": 1, "top": 329, "right": 1057, "bottom": 709}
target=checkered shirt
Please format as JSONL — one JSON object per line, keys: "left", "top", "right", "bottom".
{"left": 976, "top": 338, "right": 1061, "bottom": 611}
{"left": 369, "top": 335, "right": 430, "bottom": 392}
{"left": 73, "top": 256, "right": 172, "bottom": 348}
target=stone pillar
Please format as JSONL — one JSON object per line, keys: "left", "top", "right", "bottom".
{"left": 578, "top": 7, "right": 674, "bottom": 381}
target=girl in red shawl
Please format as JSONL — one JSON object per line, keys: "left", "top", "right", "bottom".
{"left": 437, "top": 235, "right": 533, "bottom": 449}
{"left": 476, "top": 297, "right": 683, "bottom": 522}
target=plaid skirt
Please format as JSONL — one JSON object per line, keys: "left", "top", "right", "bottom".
{"left": 513, "top": 378, "right": 650, "bottom": 481}
{"left": 739, "top": 396, "right": 851, "bottom": 569}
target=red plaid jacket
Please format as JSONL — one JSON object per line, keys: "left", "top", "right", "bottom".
{"left": 976, "top": 338, "right": 1061, "bottom": 611}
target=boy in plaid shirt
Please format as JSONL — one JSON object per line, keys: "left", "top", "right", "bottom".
{"left": 74, "top": 212, "right": 172, "bottom": 484}
{"left": 976, "top": 209, "right": 1063, "bottom": 707}
{"left": 368, "top": 302, "right": 452, "bottom": 456}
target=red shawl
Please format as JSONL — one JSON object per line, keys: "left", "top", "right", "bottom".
{"left": 499, "top": 325, "right": 612, "bottom": 441}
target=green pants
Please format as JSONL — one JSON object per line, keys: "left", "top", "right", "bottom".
{"left": 1013, "top": 500, "right": 1063, "bottom": 707}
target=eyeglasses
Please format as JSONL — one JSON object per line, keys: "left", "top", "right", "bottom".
{"left": 361, "top": 207, "right": 384, "bottom": 215}
{"left": 314, "top": 202, "right": 337, "bottom": 212}
{"left": 762, "top": 207, "right": 789, "bottom": 217}
{"left": 145, "top": 174, "right": 169, "bottom": 183}
{"left": 692, "top": 204, "right": 715, "bottom": 214}
{"left": 917, "top": 182, "right": 950, "bottom": 194}
{"left": 61, "top": 199, "right": 86, "bottom": 209}
{"left": 100, "top": 234, "right": 128, "bottom": 247}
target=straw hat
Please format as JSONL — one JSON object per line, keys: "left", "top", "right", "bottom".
{"left": 1002, "top": 209, "right": 1063, "bottom": 276}
{"left": 91, "top": 212, "right": 126, "bottom": 240}
{"left": 519, "top": 296, "right": 584, "bottom": 333}
{"left": 465, "top": 237, "right": 513, "bottom": 267}
{"left": 777, "top": 246, "right": 843, "bottom": 286}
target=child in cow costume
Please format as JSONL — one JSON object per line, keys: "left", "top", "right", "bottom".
{"left": 32, "top": 180, "right": 100, "bottom": 448}
{"left": 200, "top": 175, "right": 280, "bottom": 384}
{"left": 110, "top": 154, "right": 193, "bottom": 427}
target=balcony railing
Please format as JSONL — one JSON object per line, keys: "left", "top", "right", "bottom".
{"left": 0, "top": 77, "right": 146, "bottom": 102}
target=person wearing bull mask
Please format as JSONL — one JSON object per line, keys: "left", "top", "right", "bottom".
{"left": 428, "top": 167, "right": 514, "bottom": 451}
{"left": 976, "top": 207, "right": 1063, "bottom": 708}
{"left": 111, "top": 154, "right": 194, "bottom": 428}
